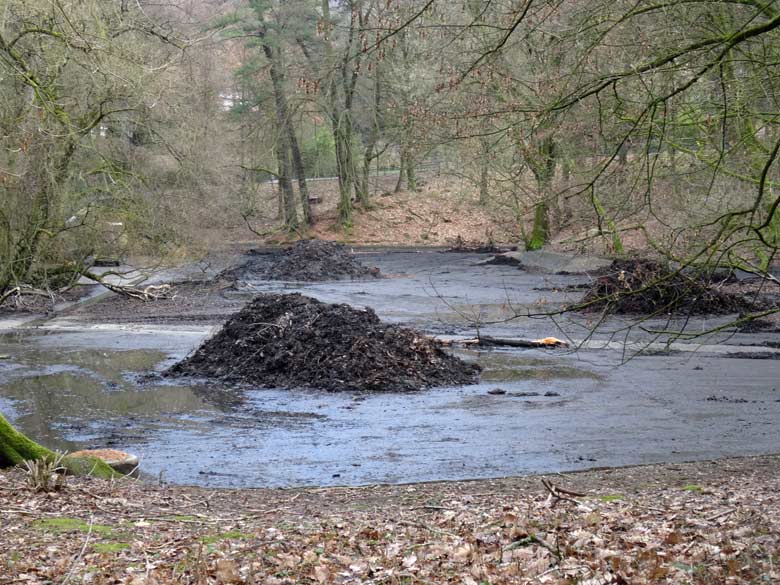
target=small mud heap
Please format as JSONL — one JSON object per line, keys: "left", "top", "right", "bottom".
{"left": 580, "top": 259, "right": 757, "bottom": 315}
{"left": 266, "top": 240, "right": 379, "bottom": 281}
{"left": 167, "top": 293, "right": 480, "bottom": 392}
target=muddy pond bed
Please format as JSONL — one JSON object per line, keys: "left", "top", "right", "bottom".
{"left": 1, "top": 248, "right": 778, "bottom": 487}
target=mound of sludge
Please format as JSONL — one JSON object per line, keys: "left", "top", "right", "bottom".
{"left": 267, "top": 240, "right": 379, "bottom": 281}
{"left": 579, "top": 259, "right": 758, "bottom": 315}
{"left": 216, "top": 240, "right": 379, "bottom": 283}
{"left": 166, "top": 293, "right": 480, "bottom": 392}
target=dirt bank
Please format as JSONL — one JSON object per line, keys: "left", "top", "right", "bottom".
{"left": 66, "top": 279, "right": 252, "bottom": 325}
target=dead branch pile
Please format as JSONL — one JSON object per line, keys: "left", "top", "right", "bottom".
{"left": 166, "top": 293, "right": 480, "bottom": 392}
{"left": 579, "top": 259, "right": 758, "bottom": 315}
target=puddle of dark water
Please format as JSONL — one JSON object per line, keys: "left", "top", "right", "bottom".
{"left": 475, "top": 351, "right": 602, "bottom": 382}
{"left": 0, "top": 330, "right": 605, "bottom": 486}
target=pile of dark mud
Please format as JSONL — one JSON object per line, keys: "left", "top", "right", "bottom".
{"left": 166, "top": 293, "right": 480, "bottom": 392}
{"left": 267, "top": 240, "right": 379, "bottom": 281}
{"left": 578, "top": 259, "right": 759, "bottom": 315}
{"left": 217, "top": 241, "right": 379, "bottom": 283}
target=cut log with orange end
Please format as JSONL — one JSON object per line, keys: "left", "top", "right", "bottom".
{"left": 531, "top": 337, "right": 569, "bottom": 347}
{"left": 69, "top": 449, "right": 139, "bottom": 475}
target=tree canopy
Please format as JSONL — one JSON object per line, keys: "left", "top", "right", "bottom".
{"left": 1, "top": 0, "right": 778, "bottom": 305}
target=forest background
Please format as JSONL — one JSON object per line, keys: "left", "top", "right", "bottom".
{"left": 2, "top": 0, "right": 780, "bottom": 301}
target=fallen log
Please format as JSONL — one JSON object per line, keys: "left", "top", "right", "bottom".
{"left": 82, "top": 270, "right": 172, "bottom": 301}
{"left": 443, "top": 336, "right": 569, "bottom": 349}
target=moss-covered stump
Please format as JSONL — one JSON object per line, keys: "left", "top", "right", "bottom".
{"left": 0, "top": 412, "right": 51, "bottom": 468}
{"left": 0, "top": 413, "right": 119, "bottom": 478}
{"left": 70, "top": 449, "right": 139, "bottom": 475}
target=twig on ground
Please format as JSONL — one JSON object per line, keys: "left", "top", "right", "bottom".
{"left": 541, "top": 478, "right": 590, "bottom": 510}
{"left": 503, "top": 534, "right": 562, "bottom": 560}
{"left": 60, "top": 516, "right": 94, "bottom": 585}
{"left": 706, "top": 508, "right": 736, "bottom": 522}
{"left": 398, "top": 520, "right": 459, "bottom": 539}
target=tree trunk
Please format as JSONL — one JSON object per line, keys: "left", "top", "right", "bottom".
{"left": 405, "top": 148, "right": 417, "bottom": 191}
{"left": 394, "top": 150, "right": 406, "bottom": 193}
{"left": 0, "top": 412, "right": 117, "bottom": 477}
{"left": 527, "top": 136, "right": 557, "bottom": 250}
{"left": 479, "top": 162, "right": 489, "bottom": 206}
{"left": 320, "top": 0, "right": 367, "bottom": 227}
{"left": 559, "top": 157, "right": 572, "bottom": 223}
{"left": 479, "top": 141, "right": 490, "bottom": 206}
{"left": 0, "top": 412, "right": 52, "bottom": 468}
{"left": 334, "top": 115, "right": 355, "bottom": 226}
{"left": 264, "top": 43, "right": 298, "bottom": 231}
{"left": 358, "top": 65, "right": 383, "bottom": 206}
{"left": 289, "top": 129, "right": 311, "bottom": 226}
{"left": 478, "top": 117, "right": 491, "bottom": 205}
{"left": 528, "top": 201, "right": 549, "bottom": 251}
{"left": 275, "top": 144, "right": 297, "bottom": 229}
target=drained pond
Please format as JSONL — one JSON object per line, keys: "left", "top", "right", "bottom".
{"left": 1, "top": 248, "right": 778, "bottom": 487}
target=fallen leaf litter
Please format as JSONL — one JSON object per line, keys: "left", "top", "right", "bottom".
{"left": 1, "top": 455, "right": 777, "bottom": 584}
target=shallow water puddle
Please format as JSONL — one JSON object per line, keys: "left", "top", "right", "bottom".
{"left": 475, "top": 350, "right": 602, "bottom": 382}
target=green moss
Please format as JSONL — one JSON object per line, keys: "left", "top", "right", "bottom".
{"left": 0, "top": 412, "right": 118, "bottom": 478}
{"left": 33, "top": 517, "right": 116, "bottom": 537}
{"left": 682, "top": 484, "right": 704, "bottom": 492}
{"left": 598, "top": 494, "right": 624, "bottom": 502}
{"left": 0, "top": 412, "right": 51, "bottom": 467}
{"left": 527, "top": 202, "right": 549, "bottom": 251}
{"left": 92, "top": 542, "right": 130, "bottom": 553}
{"left": 62, "top": 455, "right": 120, "bottom": 479}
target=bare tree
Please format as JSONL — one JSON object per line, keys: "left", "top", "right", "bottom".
{"left": 0, "top": 0, "right": 187, "bottom": 301}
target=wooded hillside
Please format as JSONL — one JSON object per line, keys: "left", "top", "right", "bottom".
{"left": 2, "top": 0, "right": 779, "bottom": 299}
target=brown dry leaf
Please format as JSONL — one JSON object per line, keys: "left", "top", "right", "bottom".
{"left": 215, "top": 559, "right": 243, "bottom": 584}
{"left": 451, "top": 543, "right": 473, "bottom": 563}
{"left": 312, "top": 564, "right": 330, "bottom": 583}
{"left": 663, "top": 531, "right": 683, "bottom": 545}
